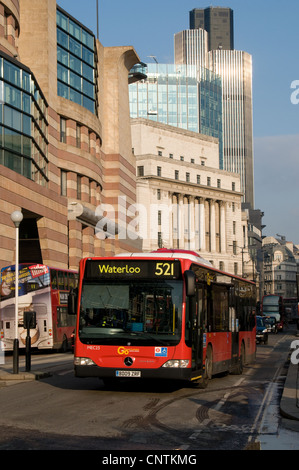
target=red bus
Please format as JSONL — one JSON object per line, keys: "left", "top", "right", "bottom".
{"left": 0, "top": 263, "right": 78, "bottom": 351}
{"left": 261, "top": 294, "right": 284, "bottom": 331}
{"left": 69, "top": 249, "right": 256, "bottom": 387}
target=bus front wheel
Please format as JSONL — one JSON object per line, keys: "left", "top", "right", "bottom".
{"left": 231, "top": 343, "right": 245, "bottom": 375}
{"left": 60, "top": 335, "right": 68, "bottom": 353}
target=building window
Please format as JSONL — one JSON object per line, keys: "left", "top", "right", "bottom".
{"left": 234, "top": 263, "right": 238, "bottom": 275}
{"left": 217, "top": 179, "right": 221, "bottom": 188}
{"left": 191, "top": 158, "right": 195, "bottom": 163}
{"left": 157, "top": 189, "right": 161, "bottom": 200}
{"left": 158, "top": 150, "right": 162, "bottom": 156}
{"left": 175, "top": 170, "right": 179, "bottom": 180}
{"left": 0, "top": 56, "right": 48, "bottom": 186}
{"left": 57, "top": 7, "right": 97, "bottom": 114}
{"left": 137, "top": 166, "right": 144, "bottom": 176}
{"left": 197, "top": 175, "right": 201, "bottom": 184}
{"left": 60, "top": 117, "right": 66, "bottom": 143}
{"left": 233, "top": 221, "right": 236, "bottom": 235}
{"left": 157, "top": 166, "right": 161, "bottom": 177}
{"left": 158, "top": 210, "right": 162, "bottom": 226}
{"left": 61, "top": 170, "right": 67, "bottom": 196}
{"left": 180, "top": 156, "right": 184, "bottom": 161}
{"left": 233, "top": 240, "right": 237, "bottom": 255}
{"left": 186, "top": 172, "right": 190, "bottom": 182}
{"left": 207, "top": 177, "right": 211, "bottom": 186}
{"left": 77, "top": 174, "right": 81, "bottom": 199}
{"left": 88, "top": 130, "right": 92, "bottom": 152}
{"left": 232, "top": 182, "right": 236, "bottom": 191}
{"left": 232, "top": 202, "right": 235, "bottom": 212}
{"left": 158, "top": 232, "right": 162, "bottom": 248}
{"left": 169, "top": 153, "right": 173, "bottom": 159}
{"left": 76, "top": 123, "right": 81, "bottom": 148}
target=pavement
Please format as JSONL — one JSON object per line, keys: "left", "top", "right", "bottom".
{"left": 0, "top": 336, "right": 298, "bottom": 424}
{"left": 280, "top": 346, "right": 299, "bottom": 422}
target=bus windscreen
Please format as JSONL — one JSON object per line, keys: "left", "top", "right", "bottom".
{"left": 79, "top": 278, "right": 183, "bottom": 346}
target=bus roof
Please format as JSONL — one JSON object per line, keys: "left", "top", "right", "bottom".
{"left": 115, "top": 250, "right": 213, "bottom": 267}
{"left": 113, "top": 249, "right": 255, "bottom": 285}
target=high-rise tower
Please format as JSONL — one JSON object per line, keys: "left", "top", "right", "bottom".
{"left": 190, "top": 7, "right": 234, "bottom": 51}
{"left": 175, "top": 7, "right": 254, "bottom": 208}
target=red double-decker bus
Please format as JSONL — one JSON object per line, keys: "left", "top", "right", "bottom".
{"left": 0, "top": 263, "right": 78, "bottom": 351}
{"left": 69, "top": 249, "right": 256, "bottom": 387}
{"left": 261, "top": 294, "right": 284, "bottom": 331}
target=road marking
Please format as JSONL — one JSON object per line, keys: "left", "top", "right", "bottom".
{"left": 185, "top": 375, "right": 247, "bottom": 447}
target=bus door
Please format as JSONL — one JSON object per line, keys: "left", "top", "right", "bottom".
{"left": 192, "top": 283, "right": 206, "bottom": 372}
{"left": 229, "top": 287, "right": 239, "bottom": 367}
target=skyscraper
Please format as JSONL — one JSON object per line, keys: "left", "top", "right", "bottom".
{"left": 175, "top": 7, "right": 254, "bottom": 208}
{"left": 190, "top": 7, "right": 234, "bottom": 51}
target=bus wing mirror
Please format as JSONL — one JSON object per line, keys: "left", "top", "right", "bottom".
{"left": 185, "top": 270, "right": 195, "bottom": 297}
{"left": 68, "top": 288, "right": 78, "bottom": 315}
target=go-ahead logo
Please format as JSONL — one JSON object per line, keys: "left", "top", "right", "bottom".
{"left": 117, "top": 346, "right": 139, "bottom": 355}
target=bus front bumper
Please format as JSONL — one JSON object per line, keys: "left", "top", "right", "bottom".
{"left": 74, "top": 364, "right": 193, "bottom": 382}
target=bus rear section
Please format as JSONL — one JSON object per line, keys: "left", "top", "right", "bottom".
{"left": 70, "top": 252, "right": 256, "bottom": 387}
{"left": 262, "top": 295, "right": 284, "bottom": 331}
{"left": 0, "top": 264, "right": 77, "bottom": 351}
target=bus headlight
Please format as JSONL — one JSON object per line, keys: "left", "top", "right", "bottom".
{"left": 74, "top": 357, "right": 96, "bottom": 366}
{"left": 162, "top": 360, "right": 189, "bottom": 368}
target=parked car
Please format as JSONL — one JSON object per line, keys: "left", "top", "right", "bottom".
{"left": 256, "top": 316, "right": 268, "bottom": 344}
{"left": 264, "top": 316, "right": 278, "bottom": 334}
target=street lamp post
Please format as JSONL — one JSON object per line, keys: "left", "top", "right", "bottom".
{"left": 230, "top": 244, "right": 246, "bottom": 278}
{"left": 10, "top": 210, "right": 23, "bottom": 374}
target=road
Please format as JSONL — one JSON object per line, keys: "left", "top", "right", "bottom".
{"left": 0, "top": 327, "right": 298, "bottom": 451}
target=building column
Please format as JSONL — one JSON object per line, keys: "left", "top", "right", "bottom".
{"left": 199, "top": 197, "right": 205, "bottom": 251}
{"left": 171, "top": 193, "right": 179, "bottom": 248}
{"left": 210, "top": 199, "right": 216, "bottom": 253}
{"left": 184, "top": 195, "right": 190, "bottom": 249}
{"left": 194, "top": 198, "right": 200, "bottom": 250}
{"left": 179, "top": 194, "right": 185, "bottom": 249}
{"left": 220, "top": 201, "right": 227, "bottom": 254}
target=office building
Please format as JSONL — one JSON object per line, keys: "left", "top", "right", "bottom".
{"left": 189, "top": 7, "right": 234, "bottom": 51}
{"left": 129, "top": 62, "right": 223, "bottom": 165}
{"left": 131, "top": 118, "right": 247, "bottom": 275}
{"left": 174, "top": 7, "right": 254, "bottom": 208}
{"left": 0, "top": 0, "right": 141, "bottom": 271}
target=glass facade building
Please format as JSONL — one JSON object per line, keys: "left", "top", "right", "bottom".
{"left": 0, "top": 53, "right": 48, "bottom": 186}
{"left": 208, "top": 50, "right": 254, "bottom": 207}
{"left": 174, "top": 17, "right": 254, "bottom": 207}
{"left": 129, "top": 63, "right": 223, "bottom": 165}
{"left": 56, "top": 7, "right": 97, "bottom": 115}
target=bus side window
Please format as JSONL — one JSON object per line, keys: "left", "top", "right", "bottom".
{"left": 58, "top": 271, "right": 65, "bottom": 290}
{"left": 51, "top": 270, "right": 58, "bottom": 290}
{"left": 68, "top": 273, "right": 75, "bottom": 289}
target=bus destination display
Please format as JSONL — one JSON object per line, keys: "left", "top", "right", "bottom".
{"left": 84, "top": 259, "right": 182, "bottom": 280}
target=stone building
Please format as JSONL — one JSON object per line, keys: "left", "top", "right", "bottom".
{"left": 132, "top": 118, "right": 247, "bottom": 275}
{"left": 262, "top": 236, "right": 297, "bottom": 300}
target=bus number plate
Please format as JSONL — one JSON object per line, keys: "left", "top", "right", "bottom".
{"left": 116, "top": 371, "right": 141, "bottom": 378}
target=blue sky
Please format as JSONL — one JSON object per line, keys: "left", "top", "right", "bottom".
{"left": 58, "top": 0, "right": 299, "bottom": 243}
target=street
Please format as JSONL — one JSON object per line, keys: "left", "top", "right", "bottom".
{"left": 0, "top": 326, "right": 298, "bottom": 451}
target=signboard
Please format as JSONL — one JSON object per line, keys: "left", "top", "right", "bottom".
{"left": 84, "top": 259, "right": 182, "bottom": 281}
{"left": 0, "top": 264, "right": 50, "bottom": 300}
